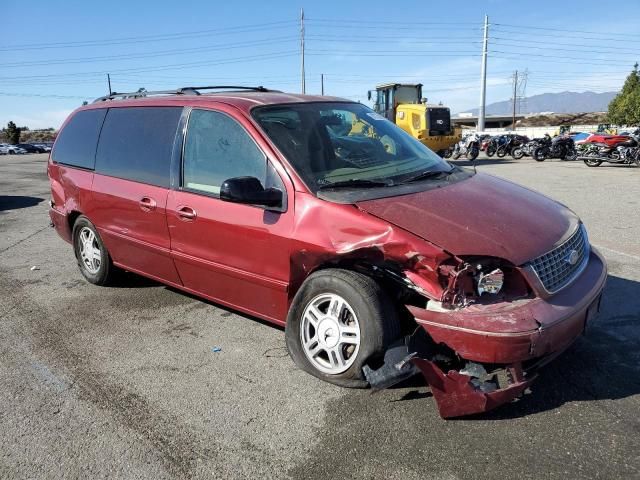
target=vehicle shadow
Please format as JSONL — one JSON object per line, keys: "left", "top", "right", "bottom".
{"left": 109, "top": 270, "right": 162, "bottom": 289}
{"left": 585, "top": 163, "right": 640, "bottom": 168}
{"left": 466, "top": 273, "right": 640, "bottom": 420}
{"left": 0, "top": 195, "right": 44, "bottom": 212}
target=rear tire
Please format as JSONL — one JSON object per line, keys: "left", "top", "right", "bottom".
{"left": 72, "top": 216, "right": 115, "bottom": 286}
{"left": 496, "top": 148, "right": 507, "bottom": 158}
{"left": 285, "top": 269, "right": 400, "bottom": 388}
{"left": 583, "top": 157, "right": 602, "bottom": 167}
{"left": 533, "top": 147, "right": 547, "bottom": 162}
{"left": 511, "top": 147, "right": 524, "bottom": 159}
{"left": 563, "top": 148, "right": 577, "bottom": 161}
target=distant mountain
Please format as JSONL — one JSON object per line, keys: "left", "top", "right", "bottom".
{"left": 460, "top": 91, "right": 618, "bottom": 116}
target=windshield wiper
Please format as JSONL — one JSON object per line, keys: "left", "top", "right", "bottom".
{"left": 317, "top": 178, "right": 392, "bottom": 190}
{"left": 400, "top": 168, "right": 455, "bottom": 184}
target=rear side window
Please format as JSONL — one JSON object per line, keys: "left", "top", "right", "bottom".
{"left": 95, "top": 107, "right": 182, "bottom": 187}
{"left": 52, "top": 109, "right": 107, "bottom": 169}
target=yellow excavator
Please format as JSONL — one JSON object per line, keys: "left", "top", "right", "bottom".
{"left": 368, "top": 83, "right": 461, "bottom": 155}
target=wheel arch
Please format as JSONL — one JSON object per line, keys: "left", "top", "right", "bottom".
{"left": 67, "top": 210, "right": 83, "bottom": 233}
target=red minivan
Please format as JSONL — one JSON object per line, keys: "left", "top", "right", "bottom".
{"left": 48, "top": 87, "right": 606, "bottom": 418}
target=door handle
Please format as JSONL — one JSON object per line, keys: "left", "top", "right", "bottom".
{"left": 139, "top": 196, "right": 157, "bottom": 212}
{"left": 176, "top": 205, "right": 197, "bottom": 221}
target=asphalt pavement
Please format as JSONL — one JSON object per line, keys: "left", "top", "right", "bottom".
{"left": 1, "top": 153, "right": 639, "bottom": 479}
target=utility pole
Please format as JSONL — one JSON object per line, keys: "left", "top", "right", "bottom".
{"left": 477, "top": 15, "right": 489, "bottom": 132}
{"left": 512, "top": 70, "right": 518, "bottom": 130}
{"left": 321, "top": 73, "right": 324, "bottom": 95}
{"left": 300, "top": 8, "right": 305, "bottom": 94}
{"left": 107, "top": 73, "right": 112, "bottom": 95}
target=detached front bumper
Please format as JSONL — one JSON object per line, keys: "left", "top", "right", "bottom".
{"left": 406, "top": 248, "right": 607, "bottom": 418}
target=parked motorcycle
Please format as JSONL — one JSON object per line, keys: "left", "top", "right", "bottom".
{"left": 451, "top": 133, "right": 480, "bottom": 160}
{"left": 579, "top": 129, "right": 640, "bottom": 167}
{"left": 532, "top": 135, "right": 577, "bottom": 161}
{"left": 499, "top": 134, "right": 529, "bottom": 159}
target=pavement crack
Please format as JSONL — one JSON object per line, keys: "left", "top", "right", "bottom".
{"left": 0, "top": 225, "right": 49, "bottom": 255}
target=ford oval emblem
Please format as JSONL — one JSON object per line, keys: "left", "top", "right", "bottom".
{"left": 565, "top": 249, "right": 580, "bottom": 266}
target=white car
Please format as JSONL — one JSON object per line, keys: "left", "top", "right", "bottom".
{"left": 0, "top": 143, "right": 27, "bottom": 154}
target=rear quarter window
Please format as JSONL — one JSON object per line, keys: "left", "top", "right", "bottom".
{"left": 95, "top": 107, "right": 182, "bottom": 188}
{"left": 52, "top": 109, "right": 107, "bottom": 169}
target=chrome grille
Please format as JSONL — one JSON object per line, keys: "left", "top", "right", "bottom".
{"left": 530, "top": 225, "right": 589, "bottom": 293}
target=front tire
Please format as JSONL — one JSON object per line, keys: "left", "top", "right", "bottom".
{"left": 72, "top": 216, "right": 115, "bottom": 285}
{"left": 468, "top": 147, "right": 479, "bottom": 160}
{"left": 486, "top": 146, "right": 495, "bottom": 157}
{"left": 285, "top": 269, "right": 400, "bottom": 388}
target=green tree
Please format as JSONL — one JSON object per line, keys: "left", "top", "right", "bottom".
{"left": 5, "top": 121, "right": 21, "bottom": 144}
{"left": 608, "top": 63, "right": 640, "bottom": 126}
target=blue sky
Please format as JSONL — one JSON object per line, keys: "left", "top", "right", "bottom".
{"left": 1, "top": 0, "right": 638, "bottom": 129}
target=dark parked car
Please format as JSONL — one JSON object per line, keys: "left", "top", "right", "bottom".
{"left": 17, "top": 143, "right": 46, "bottom": 153}
{"left": 48, "top": 86, "right": 606, "bottom": 418}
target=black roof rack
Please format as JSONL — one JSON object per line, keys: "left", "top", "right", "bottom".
{"left": 93, "top": 85, "right": 271, "bottom": 103}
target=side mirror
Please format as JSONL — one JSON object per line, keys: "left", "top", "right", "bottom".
{"left": 219, "top": 176, "right": 283, "bottom": 209}
{"left": 367, "top": 90, "right": 372, "bottom": 101}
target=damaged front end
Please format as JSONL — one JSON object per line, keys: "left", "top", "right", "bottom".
{"left": 289, "top": 198, "right": 606, "bottom": 419}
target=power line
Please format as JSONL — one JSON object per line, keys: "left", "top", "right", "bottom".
{"left": 491, "top": 36, "right": 640, "bottom": 48}
{"left": 0, "top": 51, "right": 298, "bottom": 81}
{"left": 306, "top": 34, "right": 481, "bottom": 44}
{"left": 0, "top": 20, "right": 298, "bottom": 52}
{"left": 307, "top": 17, "right": 482, "bottom": 25}
{"left": 0, "top": 91, "right": 88, "bottom": 99}
{"left": 491, "top": 41, "right": 640, "bottom": 57}
{"left": 306, "top": 22, "right": 481, "bottom": 32}
{"left": 308, "top": 50, "right": 479, "bottom": 57}
{"left": 494, "top": 22, "right": 640, "bottom": 38}
{"left": 492, "top": 26, "right": 640, "bottom": 44}
{"left": 492, "top": 52, "right": 635, "bottom": 66}
{"left": 0, "top": 37, "right": 298, "bottom": 68}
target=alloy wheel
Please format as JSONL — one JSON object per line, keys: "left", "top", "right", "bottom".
{"left": 300, "top": 293, "right": 361, "bottom": 374}
{"left": 78, "top": 227, "right": 101, "bottom": 274}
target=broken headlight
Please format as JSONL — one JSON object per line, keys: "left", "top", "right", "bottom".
{"left": 476, "top": 268, "right": 504, "bottom": 296}
{"left": 439, "top": 258, "right": 529, "bottom": 308}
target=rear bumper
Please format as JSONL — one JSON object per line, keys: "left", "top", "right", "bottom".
{"left": 408, "top": 248, "right": 607, "bottom": 364}
{"left": 49, "top": 205, "right": 72, "bottom": 243}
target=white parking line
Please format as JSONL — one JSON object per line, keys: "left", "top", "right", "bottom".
{"left": 593, "top": 244, "right": 640, "bottom": 262}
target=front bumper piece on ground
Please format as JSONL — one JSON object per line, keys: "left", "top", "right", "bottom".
{"left": 411, "top": 359, "right": 533, "bottom": 418}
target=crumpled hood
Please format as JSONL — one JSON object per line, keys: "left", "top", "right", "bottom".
{"left": 355, "top": 173, "right": 578, "bottom": 266}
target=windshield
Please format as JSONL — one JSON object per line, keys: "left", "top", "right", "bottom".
{"left": 252, "top": 102, "right": 452, "bottom": 193}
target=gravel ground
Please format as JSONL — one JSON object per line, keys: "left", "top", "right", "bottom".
{"left": 1, "top": 153, "right": 639, "bottom": 479}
